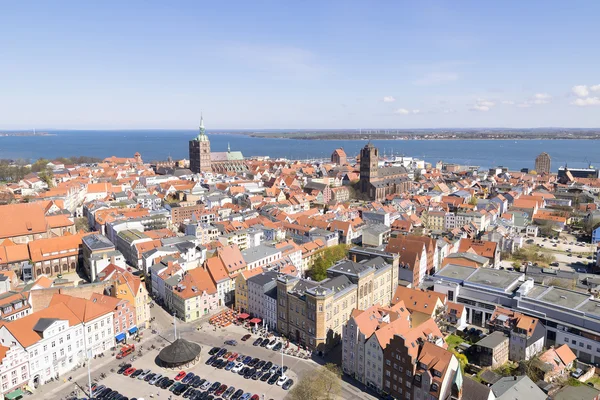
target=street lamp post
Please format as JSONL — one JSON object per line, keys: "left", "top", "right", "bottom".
{"left": 86, "top": 348, "right": 92, "bottom": 399}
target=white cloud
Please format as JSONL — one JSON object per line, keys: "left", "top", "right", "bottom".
{"left": 517, "top": 103, "right": 532, "bottom": 108}
{"left": 383, "top": 96, "right": 396, "bottom": 103}
{"left": 394, "top": 108, "right": 420, "bottom": 115}
{"left": 572, "top": 84, "right": 600, "bottom": 98}
{"left": 501, "top": 100, "right": 515, "bottom": 105}
{"left": 572, "top": 97, "right": 600, "bottom": 106}
{"left": 572, "top": 85, "right": 590, "bottom": 97}
{"left": 413, "top": 72, "right": 459, "bottom": 86}
{"left": 469, "top": 99, "right": 495, "bottom": 112}
{"left": 532, "top": 93, "right": 552, "bottom": 104}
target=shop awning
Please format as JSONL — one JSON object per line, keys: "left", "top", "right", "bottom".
{"left": 5, "top": 389, "right": 23, "bottom": 400}
{"left": 237, "top": 313, "right": 250, "bottom": 320}
{"left": 115, "top": 332, "right": 126, "bottom": 342}
{"left": 128, "top": 326, "right": 138, "bottom": 334}
{"left": 249, "top": 318, "right": 262, "bottom": 324}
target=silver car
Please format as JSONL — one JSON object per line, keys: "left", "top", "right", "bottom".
{"left": 149, "top": 373, "right": 162, "bottom": 385}
{"left": 137, "top": 369, "right": 151, "bottom": 380}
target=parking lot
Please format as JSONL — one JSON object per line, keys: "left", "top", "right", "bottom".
{"left": 93, "top": 336, "right": 296, "bottom": 400}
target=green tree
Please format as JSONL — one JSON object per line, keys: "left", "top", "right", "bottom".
{"left": 38, "top": 168, "right": 54, "bottom": 187}
{"left": 289, "top": 363, "right": 342, "bottom": 400}
{"left": 452, "top": 350, "right": 468, "bottom": 372}
{"left": 75, "top": 217, "right": 90, "bottom": 232}
{"left": 307, "top": 244, "right": 350, "bottom": 281}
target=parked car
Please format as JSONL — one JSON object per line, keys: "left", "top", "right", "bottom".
{"left": 273, "top": 343, "right": 283, "bottom": 352}
{"left": 123, "top": 367, "right": 136, "bottom": 376}
{"left": 239, "top": 394, "right": 252, "bottom": 400}
{"left": 260, "top": 372, "right": 271, "bottom": 382}
{"left": 215, "top": 384, "right": 228, "bottom": 396}
{"left": 131, "top": 369, "right": 144, "bottom": 378}
{"left": 572, "top": 368, "right": 584, "bottom": 378}
{"left": 144, "top": 373, "right": 156, "bottom": 382}
{"left": 228, "top": 352, "right": 239, "bottom": 362}
{"left": 183, "top": 372, "right": 196, "bottom": 384}
{"left": 200, "top": 380, "right": 212, "bottom": 391}
{"left": 252, "top": 338, "right": 262, "bottom": 346}
{"left": 224, "top": 340, "right": 238, "bottom": 346}
{"left": 282, "top": 379, "right": 294, "bottom": 390}
{"left": 175, "top": 371, "right": 187, "bottom": 381}
{"left": 232, "top": 362, "right": 244, "bottom": 373}
{"left": 232, "top": 389, "right": 244, "bottom": 400}
{"left": 277, "top": 375, "right": 288, "bottom": 386}
{"left": 260, "top": 338, "right": 270, "bottom": 347}
{"left": 268, "top": 373, "right": 280, "bottom": 385}
{"left": 209, "top": 347, "right": 221, "bottom": 355}
{"left": 225, "top": 361, "right": 236, "bottom": 371}
{"left": 262, "top": 361, "right": 272, "bottom": 371}
{"left": 223, "top": 386, "right": 235, "bottom": 399}
{"left": 266, "top": 339, "right": 278, "bottom": 349}
{"left": 252, "top": 370, "right": 263, "bottom": 380}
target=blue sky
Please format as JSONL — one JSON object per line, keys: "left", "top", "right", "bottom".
{"left": 1, "top": 1, "right": 599, "bottom": 129}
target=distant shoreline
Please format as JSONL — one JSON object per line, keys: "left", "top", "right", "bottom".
{"left": 0, "top": 132, "right": 53, "bottom": 137}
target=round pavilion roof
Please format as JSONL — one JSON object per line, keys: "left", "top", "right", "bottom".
{"left": 157, "top": 338, "right": 201, "bottom": 366}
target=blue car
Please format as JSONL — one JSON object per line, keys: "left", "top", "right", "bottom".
{"left": 242, "top": 356, "right": 253, "bottom": 364}
{"left": 225, "top": 361, "right": 236, "bottom": 371}
{"left": 182, "top": 372, "right": 195, "bottom": 384}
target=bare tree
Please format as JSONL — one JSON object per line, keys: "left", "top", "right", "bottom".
{"left": 289, "top": 363, "right": 342, "bottom": 400}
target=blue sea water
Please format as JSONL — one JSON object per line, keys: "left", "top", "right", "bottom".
{"left": 0, "top": 130, "right": 598, "bottom": 172}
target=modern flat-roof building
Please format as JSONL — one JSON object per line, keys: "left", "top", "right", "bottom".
{"left": 429, "top": 264, "right": 600, "bottom": 364}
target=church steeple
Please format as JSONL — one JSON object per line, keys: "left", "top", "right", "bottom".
{"left": 196, "top": 113, "right": 208, "bottom": 141}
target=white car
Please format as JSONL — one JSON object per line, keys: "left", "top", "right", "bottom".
{"left": 232, "top": 362, "right": 244, "bottom": 373}
{"left": 200, "top": 381, "right": 212, "bottom": 391}
{"left": 269, "top": 365, "right": 279, "bottom": 375}
{"left": 137, "top": 369, "right": 150, "bottom": 380}
{"left": 266, "top": 340, "right": 278, "bottom": 350}
{"left": 277, "top": 375, "right": 288, "bottom": 386}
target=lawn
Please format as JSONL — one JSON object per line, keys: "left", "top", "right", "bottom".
{"left": 445, "top": 334, "right": 465, "bottom": 350}
{"left": 586, "top": 376, "right": 600, "bottom": 388}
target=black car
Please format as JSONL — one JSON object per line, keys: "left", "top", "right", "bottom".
{"left": 244, "top": 368, "right": 255, "bottom": 379}
{"left": 162, "top": 379, "right": 175, "bottom": 389}
{"left": 206, "top": 355, "right": 217, "bottom": 365}
{"left": 268, "top": 373, "right": 279, "bottom": 385}
{"left": 273, "top": 342, "right": 283, "bottom": 352}
{"left": 282, "top": 379, "right": 294, "bottom": 390}
{"left": 255, "top": 360, "right": 265, "bottom": 369}
{"left": 248, "top": 358, "right": 259, "bottom": 367}
{"left": 279, "top": 365, "right": 288, "bottom": 374}
{"left": 262, "top": 361, "right": 272, "bottom": 371}
{"left": 260, "top": 372, "right": 271, "bottom": 382}
{"left": 183, "top": 387, "right": 196, "bottom": 398}
{"left": 252, "top": 370, "right": 262, "bottom": 380}
{"left": 191, "top": 376, "right": 202, "bottom": 388}
{"left": 131, "top": 369, "right": 144, "bottom": 378}
{"left": 231, "top": 389, "right": 244, "bottom": 400}
{"left": 238, "top": 366, "right": 249, "bottom": 376}
{"left": 217, "top": 348, "right": 228, "bottom": 357}
{"left": 175, "top": 384, "right": 190, "bottom": 396}
{"left": 209, "top": 347, "right": 221, "bottom": 355}
{"left": 98, "top": 388, "right": 112, "bottom": 398}
{"left": 252, "top": 338, "right": 262, "bottom": 346}
{"left": 260, "top": 338, "right": 270, "bottom": 347}
{"left": 208, "top": 382, "right": 221, "bottom": 393}
{"left": 117, "top": 363, "right": 132, "bottom": 374}
{"left": 218, "top": 359, "right": 228, "bottom": 369}
{"left": 144, "top": 373, "right": 156, "bottom": 382}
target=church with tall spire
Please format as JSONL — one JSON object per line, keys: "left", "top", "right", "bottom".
{"left": 188, "top": 115, "right": 247, "bottom": 174}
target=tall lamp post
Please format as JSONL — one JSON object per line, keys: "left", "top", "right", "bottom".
{"left": 86, "top": 348, "right": 92, "bottom": 399}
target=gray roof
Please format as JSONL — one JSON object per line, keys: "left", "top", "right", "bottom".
{"left": 363, "top": 224, "right": 391, "bottom": 235}
{"left": 329, "top": 256, "right": 390, "bottom": 278}
{"left": 462, "top": 377, "right": 493, "bottom": 400}
{"left": 475, "top": 330, "right": 508, "bottom": 349}
{"left": 247, "top": 271, "right": 280, "bottom": 287}
{"left": 241, "top": 245, "right": 281, "bottom": 265}
{"left": 33, "top": 318, "right": 59, "bottom": 332}
{"left": 82, "top": 234, "right": 114, "bottom": 250}
{"left": 491, "top": 376, "right": 547, "bottom": 400}
{"left": 553, "top": 385, "right": 600, "bottom": 400}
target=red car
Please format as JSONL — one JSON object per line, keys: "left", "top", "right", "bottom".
{"left": 174, "top": 371, "right": 186, "bottom": 381}
{"left": 251, "top": 395, "right": 259, "bottom": 400}
{"left": 215, "top": 384, "right": 228, "bottom": 396}
{"left": 123, "top": 367, "right": 136, "bottom": 376}
{"left": 227, "top": 352, "right": 238, "bottom": 362}
{"left": 241, "top": 334, "right": 252, "bottom": 341}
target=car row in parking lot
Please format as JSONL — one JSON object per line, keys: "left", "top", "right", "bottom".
{"left": 111, "top": 352, "right": 290, "bottom": 400}
{"left": 206, "top": 346, "right": 294, "bottom": 390}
